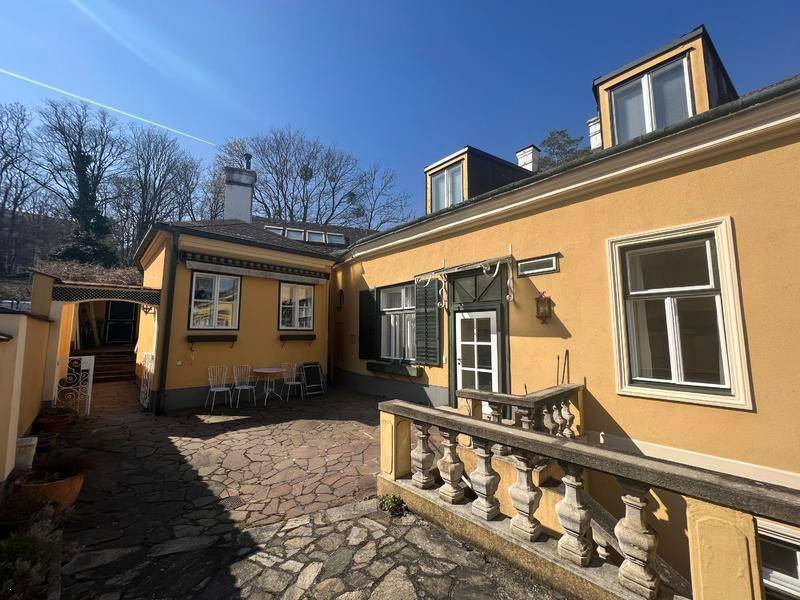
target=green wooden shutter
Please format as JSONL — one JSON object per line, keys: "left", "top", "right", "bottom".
{"left": 415, "top": 280, "right": 441, "bottom": 365}
{"left": 358, "top": 289, "right": 378, "bottom": 360}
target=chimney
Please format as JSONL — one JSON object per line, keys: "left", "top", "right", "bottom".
{"left": 516, "top": 144, "right": 540, "bottom": 173}
{"left": 587, "top": 115, "right": 602, "bottom": 151}
{"left": 223, "top": 162, "right": 256, "bottom": 223}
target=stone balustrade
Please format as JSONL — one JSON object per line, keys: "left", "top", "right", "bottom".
{"left": 378, "top": 399, "right": 800, "bottom": 600}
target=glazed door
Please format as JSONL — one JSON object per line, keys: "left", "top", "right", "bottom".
{"left": 455, "top": 311, "right": 499, "bottom": 393}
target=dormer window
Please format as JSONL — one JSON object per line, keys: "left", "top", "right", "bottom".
{"left": 306, "top": 231, "right": 325, "bottom": 243}
{"left": 430, "top": 162, "right": 463, "bottom": 212}
{"left": 611, "top": 56, "right": 693, "bottom": 144}
{"left": 286, "top": 228, "right": 304, "bottom": 241}
{"left": 326, "top": 233, "right": 346, "bottom": 245}
{"left": 265, "top": 226, "right": 284, "bottom": 236}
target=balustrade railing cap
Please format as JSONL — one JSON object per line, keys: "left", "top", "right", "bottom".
{"left": 457, "top": 383, "right": 583, "bottom": 408}
{"left": 379, "top": 399, "right": 800, "bottom": 528}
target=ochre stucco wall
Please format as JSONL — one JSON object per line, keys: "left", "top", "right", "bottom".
{"left": 163, "top": 236, "right": 332, "bottom": 391}
{"left": 333, "top": 132, "right": 800, "bottom": 474}
{"left": 18, "top": 317, "right": 49, "bottom": 436}
{"left": 0, "top": 315, "right": 24, "bottom": 481}
{"left": 136, "top": 236, "right": 169, "bottom": 387}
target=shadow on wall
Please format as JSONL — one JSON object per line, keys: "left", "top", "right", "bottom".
{"left": 513, "top": 277, "right": 571, "bottom": 340}
{"left": 581, "top": 385, "right": 691, "bottom": 580}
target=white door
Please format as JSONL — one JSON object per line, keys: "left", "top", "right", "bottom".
{"left": 455, "top": 311, "right": 499, "bottom": 396}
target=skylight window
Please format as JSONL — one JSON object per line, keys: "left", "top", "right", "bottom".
{"left": 326, "top": 233, "right": 346, "bottom": 245}
{"left": 265, "top": 226, "right": 284, "bottom": 236}
{"left": 285, "top": 228, "right": 304, "bottom": 241}
{"left": 306, "top": 231, "right": 325, "bottom": 243}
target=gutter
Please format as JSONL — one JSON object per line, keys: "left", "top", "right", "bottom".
{"left": 155, "top": 231, "right": 179, "bottom": 415}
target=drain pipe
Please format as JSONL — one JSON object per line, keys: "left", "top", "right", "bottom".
{"left": 155, "top": 231, "right": 179, "bottom": 415}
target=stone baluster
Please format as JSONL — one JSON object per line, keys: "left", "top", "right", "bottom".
{"left": 436, "top": 428, "right": 465, "bottom": 504}
{"left": 517, "top": 406, "right": 533, "bottom": 431}
{"left": 487, "top": 402, "right": 509, "bottom": 455}
{"left": 614, "top": 479, "right": 660, "bottom": 599}
{"left": 555, "top": 462, "right": 593, "bottom": 566}
{"left": 551, "top": 401, "right": 566, "bottom": 436}
{"left": 470, "top": 438, "right": 500, "bottom": 520}
{"left": 541, "top": 404, "right": 558, "bottom": 436}
{"left": 508, "top": 452, "right": 543, "bottom": 541}
{"left": 560, "top": 399, "right": 576, "bottom": 438}
{"left": 410, "top": 422, "right": 435, "bottom": 489}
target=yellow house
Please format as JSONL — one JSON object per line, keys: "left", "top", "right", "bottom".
{"left": 12, "top": 23, "right": 791, "bottom": 598}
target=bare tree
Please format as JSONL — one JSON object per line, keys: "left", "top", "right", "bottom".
{"left": 174, "top": 156, "right": 204, "bottom": 221}
{"left": 214, "top": 127, "right": 410, "bottom": 230}
{"left": 349, "top": 164, "right": 412, "bottom": 230}
{"left": 111, "top": 126, "right": 195, "bottom": 261}
{"left": 33, "top": 100, "right": 126, "bottom": 265}
{"left": 0, "top": 103, "right": 39, "bottom": 274}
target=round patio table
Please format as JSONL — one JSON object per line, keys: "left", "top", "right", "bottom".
{"left": 254, "top": 367, "right": 285, "bottom": 405}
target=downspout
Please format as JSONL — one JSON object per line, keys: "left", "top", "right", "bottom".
{"left": 155, "top": 232, "right": 179, "bottom": 414}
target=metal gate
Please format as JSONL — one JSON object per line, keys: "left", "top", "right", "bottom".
{"left": 56, "top": 356, "right": 95, "bottom": 416}
{"left": 139, "top": 352, "right": 155, "bottom": 409}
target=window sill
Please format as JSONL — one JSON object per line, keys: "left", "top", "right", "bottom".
{"left": 186, "top": 334, "right": 238, "bottom": 344}
{"left": 279, "top": 334, "right": 316, "bottom": 342}
{"left": 367, "top": 361, "right": 423, "bottom": 377}
{"left": 618, "top": 382, "right": 751, "bottom": 410}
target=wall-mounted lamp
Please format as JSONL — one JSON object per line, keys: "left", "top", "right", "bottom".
{"left": 535, "top": 291, "right": 553, "bottom": 324}
{"left": 142, "top": 305, "right": 154, "bottom": 315}
{"left": 337, "top": 289, "right": 344, "bottom": 310}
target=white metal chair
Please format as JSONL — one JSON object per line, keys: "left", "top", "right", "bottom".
{"left": 206, "top": 365, "right": 231, "bottom": 411}
{"left": 280, "top": 362, "right": 304, "bottom": 402}
{"left": 233, "top": 364, "right": 257, "bottom": 408}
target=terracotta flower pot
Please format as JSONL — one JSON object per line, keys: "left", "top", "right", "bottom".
{"left": 35, "top": 432, "right": 59, "bottom": 453}
{"left": 36, "top": 414, "right": 73, "bottom": 434}
{"left": 17, "top": 472, "right": 85, "bottom": 507}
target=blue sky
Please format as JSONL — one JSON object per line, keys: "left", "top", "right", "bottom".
{"left": 1, "top": 1, "right": 798, "bottom": 217}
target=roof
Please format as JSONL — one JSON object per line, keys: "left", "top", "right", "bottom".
{"left": 140, "top": 220, "right": 339, "bottom": 262}
{"left": 351, "top": 72, "right": 800, "bottom": 252}
{"left": 424, "top": 145, "right": 531, "bottom": 175}
{"left": 254, "top": 217, "right": 374, "bottom": 244}
{"left": 33, "top": 261, "right": 143, "bottom": 286}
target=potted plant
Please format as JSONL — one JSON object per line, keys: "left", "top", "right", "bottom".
{"left": 35, "top": 405, "right": 79, "bottom": 434}
{"left": 16, "top": 457, "right": 85, "bottom": 508}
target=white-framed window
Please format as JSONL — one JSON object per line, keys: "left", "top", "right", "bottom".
{"left": 380, "top": 283, "right": 416, "bottom": 361}
{"left": 279, "top": 282, "right": 314, "bottom": 330}
{"left": 430, "top": 162, "right": 464, "bottom": 212}
{"left": 286, "top": 228, "right": 304, "bottom": 241}
{"left": 611, "top": 56, "right": 693, "bottom": 144}
{"left": 190, "top": 272, "right": 240, "bottom": 329}
{"left": 608, "top": 218, "right": 752, "bottom": 409}
{"left": 758, "top": 521, "right": 800, "bottom": 600}
{"left": 326, "top": 232, "right": 346, "bottom": 245}
{"left": 265, "top": 226, "right": 284, "bottom": 236}
{"left": 306, "top": 230, "right": 325, "bottom": 243}
{"left": 517, "top": 254, "right": 559, "bottom": 277}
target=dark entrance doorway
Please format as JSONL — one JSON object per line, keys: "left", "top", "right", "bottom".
{"left": 104, "top": 301, "right": 137, "bottom": 344}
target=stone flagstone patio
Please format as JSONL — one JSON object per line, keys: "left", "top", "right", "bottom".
{"left": 58, "top": 382, "right": 561, "bottom": 599}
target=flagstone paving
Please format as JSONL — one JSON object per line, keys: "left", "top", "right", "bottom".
{"left": 59, "top": 382, "right": 560, "bottom": 599}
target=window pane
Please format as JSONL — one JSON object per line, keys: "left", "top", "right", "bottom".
{"left": 447, "top": 163, "right": 463, "bottom": 206}
{"left": 403, "top": 284, "right": 416, "bottom": 308}
{"left": 477, "top": 371, "right": 493, "bottom": 391}
{"left": 381, "top": 287, "right": 403, "bottom": 310}
{"left": 460, "top": 318, "right": 474, "bottom": 342}
{"left": 381, "top": 315, "right": 392, "bottom": 357}
{"left": 461, "top": 369, "right": 476, "bottom": 389}
{"left": 392, "top": 313, "right": 402, "bottom": 358}
{"left": 477, "top": 345, "right": 492, "bottom": 370}
{"left": 193, "top": 275, "right": 214, "bottom": 301}
{"left": 306, "top": 231, "right": 325, "bottom": 242}
{"left": 651, "top": 60, "right": 689, "bottom": 129}
{"left": 629, "top": 299, "right": 672, "bottom": 380}
{"left": 678, "top": 296, "right": 725, "bottom": 385}
{"left": 218, "top": 277, "right": 238, "bottom": 302}
{"left": 266, "top": 226, "right": 284, "bottom": 236}
{"left": 461, "top": 344, "right": 475, "bottom": 368}
{"left": 628, "top": 242, "right": 711, "bottom": 291}
{"left": 192, "top": 301, "right": 213, "bottom": 327}
{"left": 327, "top": 233, "right": 345, "bottom": 245}
{"left": 431, "top": 171, "right": 446, "bottom": 212}
{"left": 286, "top": 229, "right": 304, "bottom": 240}
{"left": 475, "top": 318, "right": 491, "bottom": 343}
{"left": 613, "top": 79, "right": 646, "bottom": 143}
{"left": 280, "top": 305, "right": 294, "bottom": 328}
{"left": 404, "top": 312, "right": 416, "bottom": 359}
{"left": 761, "top": 538, "right": 799, "bottom": 578}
